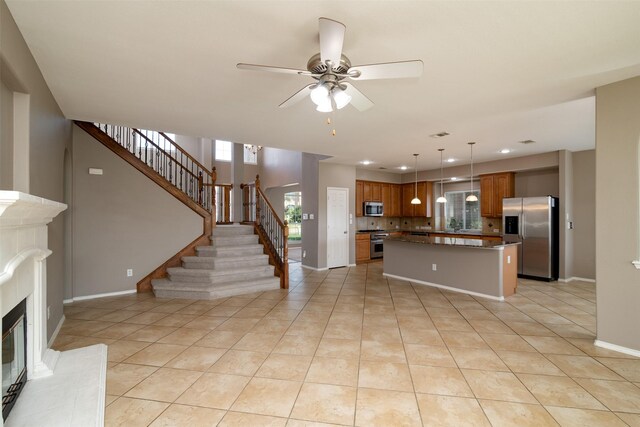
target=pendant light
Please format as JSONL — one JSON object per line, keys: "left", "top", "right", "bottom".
{"left": 411, "top": 154, "right": 421, "bottom": 205}
{"left": 466, "top": 142, "right": 478, "bottom": 202}
{"left": 436, "top": 148, "right": 447, "bottom": 204}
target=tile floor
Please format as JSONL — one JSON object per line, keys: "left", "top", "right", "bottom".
{"left": 53, "top": 262, "right": 640, "bottom": 426}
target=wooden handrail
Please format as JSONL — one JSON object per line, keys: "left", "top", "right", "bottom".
{"left": 75, "top": 120, "right": 216, "bottom": 293}
{"left": 250, "top": 174, "right": 289, "bottom": 289}
{"left": 158, "top": 131, "right": 212, "bottom": 174}
{"left": 132, "top": 129, "right": 201, "bottom": 181}
{"left": 256, "top": 186, "right": 287, "bottom": 230}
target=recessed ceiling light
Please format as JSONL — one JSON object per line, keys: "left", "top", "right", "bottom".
{"left": 500, "top": 149, "right": 511, "bottom": 154}
{"left": 450, "top": 177, "right": 458, "bottom": 181}
{"left": 360, "top": 160, "right": 372, "bottom": 165}
{"left": 430, "top": 132, "right": 450, "bottom": 138}
{"left": 399, "top": 165, "right": 408, "bottom": 170}
{"left": 446, "top": 158, "right": 455, "bottom": 163}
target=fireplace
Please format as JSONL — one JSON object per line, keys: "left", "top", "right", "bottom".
{"left": 2, "top": 299, "right": 27, "bottom": 421}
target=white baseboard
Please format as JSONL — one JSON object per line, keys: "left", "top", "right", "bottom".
{"left": 348, "top": 263, "right": 357, "bottom": 267}
{"left": 594, "top": 339, "right": 640, "bottom": 358}
{"left": 632, "top": 260, "right": 640, "bottom": 269}
{"left": 301, "top": 264, "right": 328, "bottom": 271}
{"left": 559, "top": 276, "right": 596, "bottom": 283}
{"left": 47, "top": 314, "right": 66, "bottom": 348}
{"left": 64, "top": 289, "right": 137, "bottom": 304}
{"left": 383, "top": 273, "right": 505, "bottom": 302}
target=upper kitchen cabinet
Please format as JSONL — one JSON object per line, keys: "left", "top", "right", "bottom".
{"left": 402, "top": 182, "right": 415, "bottom": 217}
{"left": 390, "top": 184, "right": 402, "bottom": 217}
{"left": 362, "top": 181, "right": 382, "bottom": 202}
{"left": 402, "top": 181, "right": 433, "bottom": 217}
{"left": 356, "top": 181, "right": 364, "bottom": 217}
{"left": 414, "top": 181, "right": 433, "bottom": 218}
{"left": 356, "top": 180, "right": 401, "bottom": 217}
{"left": 479, "top": 172, "right": 515, "bottom": 217}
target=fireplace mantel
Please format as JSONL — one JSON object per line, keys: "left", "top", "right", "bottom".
{"left": 0, "top": 191, "right": 67, "bottom": 289}
{"left": 1, "top": 191, "right": 66, "bottom": 427}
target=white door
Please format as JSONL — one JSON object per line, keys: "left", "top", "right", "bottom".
{"left": 327, "top": 187, "right": 349, "bottom": 268}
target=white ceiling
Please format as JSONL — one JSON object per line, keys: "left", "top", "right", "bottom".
{"left": 7, "top": 1, "right": 640, "bottom": 172}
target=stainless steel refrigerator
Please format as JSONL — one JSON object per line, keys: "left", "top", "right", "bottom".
{"left": 502, "top": 196, "right": 559, "bottom": 281}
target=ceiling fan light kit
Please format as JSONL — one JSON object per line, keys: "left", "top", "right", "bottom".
{"left": 237, "top": 17, "right": 423, "bottom": 113}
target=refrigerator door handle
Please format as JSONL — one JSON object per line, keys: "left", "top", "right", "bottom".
{"left": 520, "top": 213, "right": 525, "bottom": 239}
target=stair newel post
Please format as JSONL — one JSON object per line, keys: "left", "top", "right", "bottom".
{"left": 255, "top": 174, "right": 261, "bottom": 227}
{"left": 211, "top": 167, "right": 217, "bottom": 222}
{"left": 282, "top": 220, "right": 289, "bottom": 289}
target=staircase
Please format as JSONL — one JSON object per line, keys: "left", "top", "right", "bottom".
{"left": 75, "top": 121, "right": 288, "bottom": 298}
{"left": 152, "top": 224, "right": 280, "bottom": 299}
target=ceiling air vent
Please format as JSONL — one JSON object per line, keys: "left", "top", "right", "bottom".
{"left": 519, "top": 139, "right": 536, "bottom": 144}
{"left": 430, "top": 132, "right": 450, "bottom": 138}
{"left": 379, "top": 167, "right": 387, "bottom": 170}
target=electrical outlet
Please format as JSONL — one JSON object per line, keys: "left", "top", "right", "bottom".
{"left": 432, "top": 264, "right": 437, "bottom": 271}
{"left": 493, "top": 229, "right": 500, "bottom": 233}
{"left": 127, "top": 269, "right": 133, "bottom": 277}
{"left": 47, "top": 306, "right": 51, "bottom": 320}
{"left": 303, "top": 250, "right": 306, "bottom": 258}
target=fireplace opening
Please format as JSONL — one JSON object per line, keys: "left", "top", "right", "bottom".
{"left": 2, "top": 299, "right": 27, "bottom": 421}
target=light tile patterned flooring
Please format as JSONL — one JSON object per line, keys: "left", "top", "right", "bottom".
{"left": 54, "top": 263, "right": 640, "bottom": 426}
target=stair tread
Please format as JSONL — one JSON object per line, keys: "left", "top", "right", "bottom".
{"left": 168, "top": 264, "right": 273, "bottom": 276}
{"left": 182, "top": 254, "right": 268, "bottom": 262}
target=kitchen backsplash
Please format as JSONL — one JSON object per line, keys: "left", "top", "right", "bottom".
{"left": 357, "top": 216, "right": 434, "bottom": 231}
{"left": 356, "top": 216, "right": 503, "bottom": 235}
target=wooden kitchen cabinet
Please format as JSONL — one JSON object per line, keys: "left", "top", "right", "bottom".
{"left": 362, "top": 181, "right": 382, "bottom": 202}
{"left": 479, "top": 172, "right": 515, "bottom": 217}
{"left": 356, "top": 233, "right": 371, "bottom": 263}
{"left": 402, "top": 181, "right": 433, "bottom": 217}
{"left": 356, "top": 181, "right": 364, "bottom": 217}
{"left": 402, "top": 182, "right": 415, "bottom": 217}
{"left": 390, "top": 184, "right": 402, "bottom": 217}
{"left": 371, "top": 182, "right": 381, "bottom": 201}
{"left": 381, "top": 183, "right": 391, "bottom": 214}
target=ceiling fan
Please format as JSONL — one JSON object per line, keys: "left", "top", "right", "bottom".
{"left": 237, "top": 17, "right": 423, "bottom": 112}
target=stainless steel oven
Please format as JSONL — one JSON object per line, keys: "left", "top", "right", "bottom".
{"left": 370, "top": 233, "right": 388, "bottom": 259}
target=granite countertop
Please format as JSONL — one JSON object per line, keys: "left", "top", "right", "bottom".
{"left": 384, "top": 234, "right": 520, "bottom": 249}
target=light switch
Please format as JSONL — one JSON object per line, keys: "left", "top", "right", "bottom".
{"left": 507, "top": 255, "right": 511, "bottom": 264}
{"left": 88, "top": 168, "right": 103, "bottom": 175}
{"left": 302, "top": 213, "right": 308, "bottom": 220}
{"left": 309, "top": 214, "right": 314, "bottom": 220}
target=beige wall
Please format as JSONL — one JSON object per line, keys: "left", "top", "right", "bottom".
{"left": 572, "top": 150, "right": 595, "bottom": 279}
{"left": 515, "top": 168, "right": 559, "bottom": 198}
{"left": 318, "top": 162, "right": 356, "bottom": 268}
{"left": 595, "top": 76, "right": 640, "bottom": 352}
{"left": 72, "top": 125, "right": 202, "bottom": 297}
{"left": 356, "top": 168, "right": 403, "bottom": 183}
{"left": 1, "top": 0, "right": 72, "bottom": 338}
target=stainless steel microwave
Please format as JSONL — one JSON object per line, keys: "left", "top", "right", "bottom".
{"left": 364, "top": 201, "right": 384, "bottom": 217}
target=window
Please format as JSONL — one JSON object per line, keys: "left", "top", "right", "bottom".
{"left": 284, "top": 191, "right": 302, "bottom": 241}
{"left": 244, "top": 145, "right": 258, "bottom": 164}
{"left": 443, "top": 190, "right": 481, "bottom": 230}
{"left": 215, "top": 140, "right": 232, "bottom": 162}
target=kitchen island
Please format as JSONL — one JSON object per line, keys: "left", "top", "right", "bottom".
{"left": 383, "top": 235, "right": 519, "bottom": 300}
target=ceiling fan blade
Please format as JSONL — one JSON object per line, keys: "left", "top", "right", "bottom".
{"left": 237, "top": 63, "right": 312, "bottom": 76}
{"left": 349, "top": 60, "right": 424, "bottom": 80}
{"left": 279, "top": 85, "right": 314, "bottom": 108}
{"left": 319, "top": 17, "right": 346, "bottom": 69}
{"left": 343, "top": 83, "right": 374, "bottom": 111}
